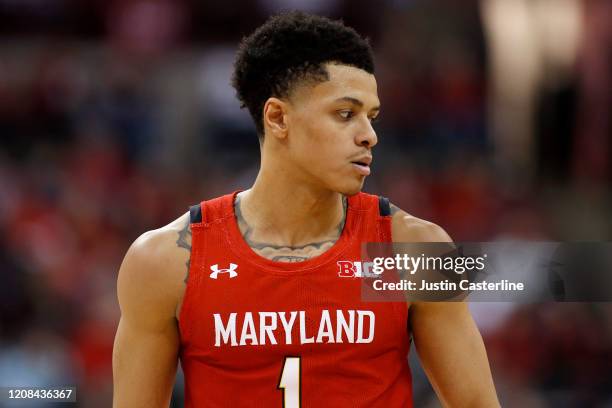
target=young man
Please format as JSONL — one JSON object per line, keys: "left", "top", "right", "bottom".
{"left": 113, "top": 12, "right": 499, "bottom": 408}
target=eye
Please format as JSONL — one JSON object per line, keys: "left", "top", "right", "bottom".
{"left": 338, "top": 110, "right": 354, "bottom": 120}
{"left": 369, "top": 115, "right": 380, "bottom": 124}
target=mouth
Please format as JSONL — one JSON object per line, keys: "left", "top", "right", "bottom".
{"left": 351, "top": 161, "right": 371, "bottom": 176}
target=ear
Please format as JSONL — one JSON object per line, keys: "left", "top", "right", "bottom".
{"left": 263, "top": 97, "right": 288, "bottom": 139}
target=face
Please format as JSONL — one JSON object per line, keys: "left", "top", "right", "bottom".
{"left": 278, "top": 63, "right": 380, "bottom": 195}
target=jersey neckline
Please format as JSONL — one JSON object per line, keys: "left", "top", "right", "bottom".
{"left": 223, "top": 190, "right": 358, "bottom": 274}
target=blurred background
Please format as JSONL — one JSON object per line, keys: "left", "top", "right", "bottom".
{"left": 1, "top": 0, "right": 611, "bottom": 406}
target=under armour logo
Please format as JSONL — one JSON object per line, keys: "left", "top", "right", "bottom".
{"left": 209, "top": 263, "right": 238, "bottom": 279}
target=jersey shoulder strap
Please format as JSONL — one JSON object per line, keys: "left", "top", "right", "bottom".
{"left": 189, "top": 203, "right": 202, "bottom": 224}
{"left": 378, "top": 196, "right": 391, "bottom": 217}
{"left": 188, "top": 192, "right": 237, "bottom": 225}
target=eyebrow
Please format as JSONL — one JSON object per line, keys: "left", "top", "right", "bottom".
{"left": 335, "top": 97, "right": 380, "bottom": 112}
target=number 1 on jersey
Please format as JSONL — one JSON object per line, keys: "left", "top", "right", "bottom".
{"left": 278, "top": 356, "right": 301, "bottom": 407}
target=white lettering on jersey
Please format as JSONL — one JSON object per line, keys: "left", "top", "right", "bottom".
{"left": 336, "top": 310, "right": 355, "bottom": 343}
{"left": 315, "top": 310, "right": 334, "bottom": 343}
{"left": 214, "top": 313, "right": 237, "bottom": 347}
{"left": 357, "top": 310, "right": 375, "bottom": 343}
{"left": 239, "top": 312, "right": 258, "bottom": 346}
{"left": 213, "top": 310, "right": 376, "bottom": 347}
{"left": 259, "top": 312, "right": 278, "bottom": 345}
{"left": 299, "top": 311, "right": 314, "bottom": 344}
{"left": 278, "top": 311, "right": 297, "bottom": 345}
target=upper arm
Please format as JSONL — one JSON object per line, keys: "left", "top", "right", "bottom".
{"left": 409, "top": 302, "right": 499, "bottom": 407}
{"left": 390, "top": 204, "right": 500, "bottom": 407}
{"left": 113, "top": 221, "right": 188, "bottom": 408}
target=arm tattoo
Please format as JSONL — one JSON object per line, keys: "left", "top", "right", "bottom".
{"left": 176, "top": 217, "right": 192, "bottom": 283}
{"left": 234, "top": 194, "right": 347, "bottom": 262}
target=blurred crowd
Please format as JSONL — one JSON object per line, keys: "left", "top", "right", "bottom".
{"left": 1, "top": 0, "right": 611, "bottom": 407}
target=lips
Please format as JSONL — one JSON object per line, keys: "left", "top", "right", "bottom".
{"left": 351, "top": 156, "right": 372, "bottom": 166}
{"left": 351, "top": 160, "right": 369, "bottom": 167}
{"left": 351, "top": 156, "right": 372, "bottom": 176}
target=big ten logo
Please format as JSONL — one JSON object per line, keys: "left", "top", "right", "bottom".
{"left": 337, "top": 261, "right": 379, "bottom": 278}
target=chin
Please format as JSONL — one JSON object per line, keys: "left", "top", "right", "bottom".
{"left": 333, "top": 179, "right": 364, "bottom": 196}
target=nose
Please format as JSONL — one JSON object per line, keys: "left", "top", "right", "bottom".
{"left": 355, "top": 118, "right": 378, "bottom": 148}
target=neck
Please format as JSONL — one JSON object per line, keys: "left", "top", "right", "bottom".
{"left": 235, "top": 165, "right": 347, "bottom": 249}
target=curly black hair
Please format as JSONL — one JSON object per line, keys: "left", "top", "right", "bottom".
{"left": 231, "top": 11, "right": 375, "bottom": 138}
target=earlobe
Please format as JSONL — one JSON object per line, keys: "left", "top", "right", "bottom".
{"left": 263, "top": 97, "right": 288, "bottom": 139}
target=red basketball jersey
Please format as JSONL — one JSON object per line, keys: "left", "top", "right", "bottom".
{"left": 178, "top": 191, "right": 413, "bottom": 407}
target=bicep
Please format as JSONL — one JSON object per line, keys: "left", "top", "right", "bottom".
{"left": 390, "top": 206, "right": 499, "bottom": 405}
{"left": 113, "top": 233, "right": 183, "bottom": 408}
{"left": 113, "top": 316, "right": 179, "bottom": 408}
{"left": 411, "top": 302, "right": 499, "bottom": 407}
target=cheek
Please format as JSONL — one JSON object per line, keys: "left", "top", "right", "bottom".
{"left": 292, "top": 117, "right": 326, "bottom": 150}
{"left": 290, "top": 114, "right": 348, "bottom": 169}
{"left": 304, "top": 132, "right": 344, "bottom": 165}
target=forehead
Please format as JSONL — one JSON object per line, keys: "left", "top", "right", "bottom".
{"left": 291, "top": 63, "right": 379, "bottom": 108}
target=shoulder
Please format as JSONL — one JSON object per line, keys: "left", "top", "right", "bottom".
{"left": 122, "top": 212, "right": 191, "bottom": 278}
{"left": 388, "top": 204, "right": 465, "bottom": 306}
{"left": 117, "top": 212, "right": 191, "bottom": 323}
{"left": 389, "top": 203, "right": 452, "bottom": 243}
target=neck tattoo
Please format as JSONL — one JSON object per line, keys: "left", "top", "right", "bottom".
{"left": 234, "top": 194, "right": 348, "bottom": 262}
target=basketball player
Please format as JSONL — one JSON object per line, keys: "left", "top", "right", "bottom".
{"left": 113, "top": 12, "right": 499, "bottom": 407}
